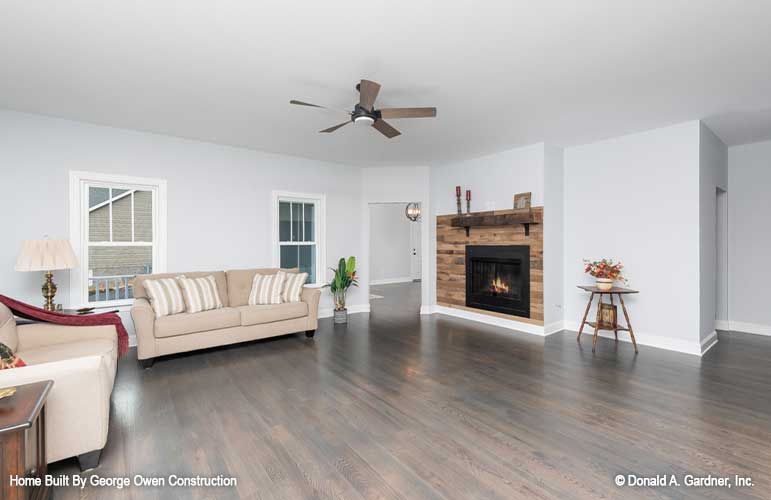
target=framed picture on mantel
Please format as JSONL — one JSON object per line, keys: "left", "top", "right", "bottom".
{"left": 513, "top": 192, "right": 532, "bottom": 210}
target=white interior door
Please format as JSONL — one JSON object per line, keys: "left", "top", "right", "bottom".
{"left": 410, "top": 219, "right": 422, "bottom": 281}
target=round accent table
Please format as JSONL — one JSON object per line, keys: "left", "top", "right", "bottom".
{"left": 577, "top": 285, "right": 639, "bottom": 353}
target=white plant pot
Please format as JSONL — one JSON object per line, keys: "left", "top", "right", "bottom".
{"left": 595, "top": 278, "right": 613, "bottom": 291}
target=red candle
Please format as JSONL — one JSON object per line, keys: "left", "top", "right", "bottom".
{"left": 466, "top": 189, "right": 471, "bottom": 201}
{"left": 455, "top": 185, "right": 461, "bottom": 197}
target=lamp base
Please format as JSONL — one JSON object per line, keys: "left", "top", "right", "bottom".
{"left": 42, "top": 271, "right": 57, "bottom": 312}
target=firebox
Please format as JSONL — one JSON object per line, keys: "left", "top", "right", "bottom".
{"left": 465, "top": 245, "right": 530, "bottom": 317}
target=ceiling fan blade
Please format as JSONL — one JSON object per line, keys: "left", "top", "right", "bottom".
{"left": 319, "top": 121, "right": 351, "bottom": 133}
{"left": 290, "top": 100, "right": 351, "bottom": 115}
{"left": 290, "top": 100, "right": 326, "bottom": 108}
{"left": 359, "top": 80, "right": 381, "bottom": 111}
{"left": 372, "top": 119, "right": 401, "bottom": 139}
{"left": 379, "top": 107, "right": 437, "bottom": 119}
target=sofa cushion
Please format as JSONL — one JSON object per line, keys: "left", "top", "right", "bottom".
{"left": 249, "top": 271, "right": 287, "bottom": 305}
{"left": 154, "top": 307, "right": 241, "bottom": 338}
{"left": 18, "top": 338, "right": 115, "bottom": 366}
{"left": 143, "top": 277, "right": 187, "bottom": 318}
{"left": 282, "top": 272, "right": 308, "bottom": 303}
{"left": 177, "top": 275, "right": 224, "bottom": 313}
{"left": 0, "top": 303, "right": 18, "bottom": 353}
{"left": 135, "top": 271, "right": 229, "bottom": 307}
{"left": 227, "top": 268, "right": 301, "bottom": 307}
{"left": 226, "top": 268, "right": 281, "bottom": 307}
{"left": 237, "top": 302, "right": 308, "bottom": 326}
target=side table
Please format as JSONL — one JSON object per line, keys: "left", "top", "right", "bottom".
{"left": 577, "top": 285, "right": 639, "bottom": 353}
{"left": 0, "top": 380, "right": 53, "bottom": 500}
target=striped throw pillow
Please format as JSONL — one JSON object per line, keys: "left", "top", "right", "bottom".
{"left": 282, "top": 272, "right": 308, "bottom": 303}
{"left": 177, "top": 275, "right": 223, "bottom": 314}
{"left": 143, "top": 277, "right": 186, "bottom": 319}
{"left": 248, "top": 271, "right": 286, "bottom": 305}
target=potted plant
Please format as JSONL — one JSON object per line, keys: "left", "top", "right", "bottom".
{"left": 327, "top": 256, "right": 358, "bottom": 324}
{"left": 583, "top": 259, "right": 627, "bottom": 291}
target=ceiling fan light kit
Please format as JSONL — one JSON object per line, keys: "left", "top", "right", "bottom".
{"left": 290, "top": 79, "right": 437, "bottom": 139}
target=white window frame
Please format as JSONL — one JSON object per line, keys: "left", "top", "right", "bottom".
{"left": 69, "top": 171, "right": 167, "bottom": 309}
{"left": 271, "top": 190, "right": 326, "bottom": 285}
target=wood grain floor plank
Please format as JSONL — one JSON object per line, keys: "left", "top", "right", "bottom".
{"left": 47, "top": 282, "right": 770, "bottom": 499}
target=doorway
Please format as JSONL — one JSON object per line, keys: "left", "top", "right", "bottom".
{"left": 368, "top": 202, "right": 422, "bottom": 309}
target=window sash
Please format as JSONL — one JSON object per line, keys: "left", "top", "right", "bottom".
{"left": 71, "top": 172, "right": 166, "bottom": 309}
{"left": 275, "top": 194, "right": 323, "bottom": 284}
{"left": 279, "top": 201, "right": 315, "bottom": 243}
{"left": 84, "top": 185, "right": 156, "bottom": 306}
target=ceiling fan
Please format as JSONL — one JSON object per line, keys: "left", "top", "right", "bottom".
{"left": 290, "top": 79, "right": 437, "bottom": 139}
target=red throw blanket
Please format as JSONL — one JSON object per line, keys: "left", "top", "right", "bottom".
{"left": 0, "top": 295, "right": 129, "bottom": 357}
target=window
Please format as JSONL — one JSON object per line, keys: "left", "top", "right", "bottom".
{"left": 70, "top": 172, "right": 167, "bottom": 308}
{"left": 273, "top": 192, "right": 325, "bottom": 284}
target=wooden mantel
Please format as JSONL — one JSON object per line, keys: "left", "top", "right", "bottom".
{"left": 450, "top": 208, "right": 540, "bottom": 237}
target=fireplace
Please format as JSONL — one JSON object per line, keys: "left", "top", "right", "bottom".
{"left": 465, "top": 245, "right": 530, "bottom": 317}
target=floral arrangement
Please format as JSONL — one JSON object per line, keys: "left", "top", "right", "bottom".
{"left": 583, "top": 259, "right": 627, "bottom": 283}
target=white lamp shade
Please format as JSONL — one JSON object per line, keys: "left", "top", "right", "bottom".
{"left": 15, "top": 239, "right": 79, "bottom": 272}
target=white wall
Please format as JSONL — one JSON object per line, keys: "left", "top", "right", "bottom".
{"left": 428, "top": 143, "right": 546, "bottom": 307}
{"left": 543, "top": 145, "right": 565, "bottom": 331}
{"left": 563, "top": 121, "right": 704, "bottom": 354}
{"left": 727, "top": 140, "right": 771, "bottom": 335}
{"left": 698, "top": 123, "right": 728, "bottom": 345}
{"left": 369, "top": 204, "right": 413, "bottom": 284}
{"left": 0, "top": 109, "right": 367, "bottom": 334}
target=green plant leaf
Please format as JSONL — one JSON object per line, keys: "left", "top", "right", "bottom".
{"left": 346, "top": 256, "right": 356, "bottom": 274}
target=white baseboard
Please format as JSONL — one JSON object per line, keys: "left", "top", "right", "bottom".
{"left": 431, "top": 305, "right": 545, "bottom": 336}
{"left": 563, "top": 320, "right": 705, "bottom": 356}
{"left": 544, "top": 321, "right": 565, "bottom": 336}
{"left": 714, "top": 320, "right": 730, "bottom": 331}
{"left": 318, "top": 303, "right": 371, "bottom": 319}
{"left": 370, "top": 277, "right": 415, "bottom": 286}
{"left": 420, "top": 304, "right": 434, "bottom": 315}
{"left": 700, "top": 330, "right": 718, "bottom": 355}
{"left": 724, "top": 321, "right": 771, "bottom": 337}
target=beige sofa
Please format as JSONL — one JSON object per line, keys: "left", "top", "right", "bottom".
{"left": 131, "top": 268, "right": 321, "bottom": 367}
{"left": 0, "top": 303, "right": 117, "bottom": 471}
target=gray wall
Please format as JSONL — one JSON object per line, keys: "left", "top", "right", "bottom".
{"left": 563, "top": 121, "right": 703, "bottom": 354}
{"left": 369, "top": 203, "right": 413, "bottom": 284}
{"left": 728, "top": 139, "right": 771, "bottom": 333}
{"left": 698, "top": 123, "right": 728, "bottom": 343}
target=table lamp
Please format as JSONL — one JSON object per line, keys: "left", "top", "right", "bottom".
{"left": 15, "top": 239, "right": 78, "bottom": 311}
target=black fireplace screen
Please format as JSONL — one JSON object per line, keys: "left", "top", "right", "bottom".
{"left": 466, "top": 245, "right": 530, "bottom": 317}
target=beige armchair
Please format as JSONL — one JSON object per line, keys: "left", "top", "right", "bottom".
{"left": 0, "top": 303, "right": 118, "bottom": 471}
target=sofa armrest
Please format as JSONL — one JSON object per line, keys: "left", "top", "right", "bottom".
{"left": 0, "top": 356, "right": 111, "bottom": 463}
{"left": 17, "top": 323, "right": 117, "bottom": 351}
{"left": 301, "top": 287, "right": 321, "bottom": 330}
{"left": 130, "top": 298, "right": 156, "bottom": 360}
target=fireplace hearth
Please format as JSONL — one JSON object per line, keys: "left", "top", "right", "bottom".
{"left": 465, "top": 245, "right": 530, "bottom": 317}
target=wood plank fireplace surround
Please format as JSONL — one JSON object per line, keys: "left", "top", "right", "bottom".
{"left": 436, "top": 207, "right": 544, "bottom": 326}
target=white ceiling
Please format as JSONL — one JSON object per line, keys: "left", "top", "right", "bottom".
{"left": 2, "top": 1, "right": 771, "bottom": 165}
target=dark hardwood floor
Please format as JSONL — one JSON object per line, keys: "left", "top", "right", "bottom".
{"left": 49, "top": 282, "right": 771, "bottom": 499}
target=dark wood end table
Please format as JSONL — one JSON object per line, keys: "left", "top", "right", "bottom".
{"left": 576, "top": 285, "right": 639, "bottom": 353}
{"left": 0, "top": 380, "right": 53, "bottom": 500}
